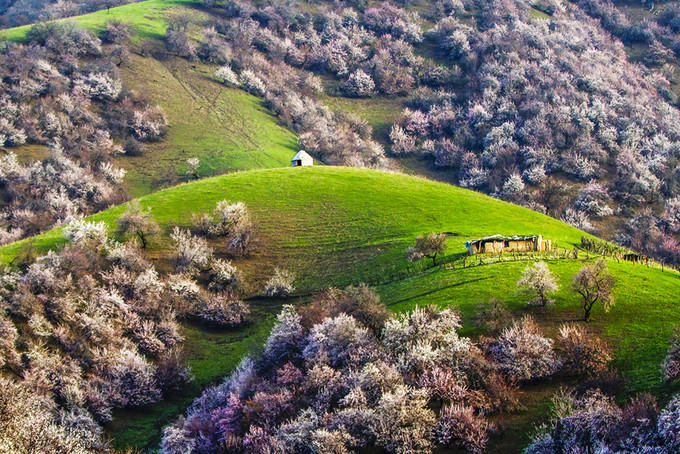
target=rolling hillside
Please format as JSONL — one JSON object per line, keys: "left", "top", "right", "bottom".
{"left": 2, "top": 166, "right": 679, "bottom": 451}
{"left": 1, "top": 1, "right": 679, "bottom": 451}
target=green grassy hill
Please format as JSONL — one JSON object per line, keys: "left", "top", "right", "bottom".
{"left": 2, "top": 166, "right": 679, "bottom": 451}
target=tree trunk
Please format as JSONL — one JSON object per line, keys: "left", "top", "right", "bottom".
{"left": 583, "top": 301, "right": 593, "bottom": 322}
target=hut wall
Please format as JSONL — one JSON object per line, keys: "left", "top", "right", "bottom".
{"left": 507, "top": 240, "right": 533, "bottom": 252}
{"left": 483, "top": 241, "right": 504, "bottom": 254}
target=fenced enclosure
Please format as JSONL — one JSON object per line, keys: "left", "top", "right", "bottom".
{"left": 362, "top": 239, "right": 679, "bottom": 289}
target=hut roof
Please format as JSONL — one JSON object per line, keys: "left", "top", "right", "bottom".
{"left": 465, "top": 234, "right": 538, "bottom": 248}
{"left": 292, "top": 150, "right": 312, "bottom": 161}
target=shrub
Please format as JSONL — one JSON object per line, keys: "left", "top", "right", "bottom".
{"left": 516, "top": 262, "right": 559, "bottom": 308}
{"left": 96, "top": 347, "right": 162, "bottom": 407}
{"left": 663, "top": 327, "right": 680, "bottom": 381}
{"left": 500, "top": 174, "right": 525, "bottom": 202}
{"left": 170, "top": 227, "right": 213, "bottom": 273}
{"left": 341, "top": 69, "right": 375, "bottom": 97}
{"left": 561, "top": 208, "right": 595, "bottom": 232}
{"left": 124, "top": 137, "right": 145, "bottom": 156}
{"left": 485, "top": 316, "right": 558, "bottom": 383}
{"left": 193, "top": 295, "right": 249, "bottom": 328}
{"left": 208, "top": 259, "right": 242, "bottom": 293}
{"left": 101, "top": 20, "right": 131, "bottom": 44}
{"left": 210, "top": 200, "right": 250, "bottom": 237}
{"left": 239, "top": 70, "right": 266, "bottom": 96}
{"left": 557, "top": 323, "right": 611, "bottom": 376}
{"left": 371, "top": 385, "right": 435, "bottom": 453}
{"left": 0, "top": 316, "right": 19, "bottom": 368}
{"left": 362, "top": 4, "right": 423, "bottom": 43}
{"left": 575, "top": 182, "right": 613, "bottom": 218}
{"left": 474, "top": 298, "right": 512, "bottom": 335}
{"left": 186, "top": 158, "right": 200, "bottom": 178}
{"left": 215, "top": 65, "right": 239, "bottom": 85}
{"left": 0, "top": 378, "right": 101, "bottom": 453}
{"left": 129, "top": 105, "right": 168, "bottom": 142}
{"left": 165, "top": 29, "right": 197, "bottom": 60}
{"left": 264, "top": 268, "right": 295, "bottom": 297}
{"left": 382, "top": 306, "right": 475, "bottom": 378}
{"left": 63, "top": 220, "right": 109, "bottom": 251}
{"left": 303, "top": 313, "right": 377, "bottom": 369}
{"left": 434, "top": 404, "right": 489, "bottom": 453}
{"left": 389, "top": 124, "right": 417, "bottom": 154}
{"left": 76, "top": 72, "right": 122, "bottom": 101}
{"left": 263, "top": 304, "right": 305, "bottom": 366}
{"left": 115, "top": 201, "right": 161, "bottom": 248}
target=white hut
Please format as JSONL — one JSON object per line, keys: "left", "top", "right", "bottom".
{"left": 291, "top": 150, "right": 313, "bottom": 167}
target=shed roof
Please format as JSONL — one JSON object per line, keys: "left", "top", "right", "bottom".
{"left": 465, "top": 234, "right": 538, "bottom": 247}
{"left": 292, "top": 150, "right": 312, "bottom": 161}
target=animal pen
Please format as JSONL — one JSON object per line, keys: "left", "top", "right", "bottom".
{"left": 465, "top": 235, "right": 552, "bottom": 255}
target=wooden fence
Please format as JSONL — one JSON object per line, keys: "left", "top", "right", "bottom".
{"left": 362, "top": 247, "right": 580, "bottom": 287}
{"left": 580, "top": 236, "right": 680, "bottom": 274}
{"left": 361, "top": 241, "right": 679, "bottom": 289}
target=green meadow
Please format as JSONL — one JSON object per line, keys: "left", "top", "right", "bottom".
{"left": 1, "top": 167, "right": 678, "bottom": 450}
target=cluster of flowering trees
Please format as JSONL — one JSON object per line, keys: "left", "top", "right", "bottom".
{"left": 575, "top": 0, "right": 680, "bottom": 68}
{"left": 381, "top": 0, "right": 680, "bottom": 263}
{"left": 161, "top": 287, "right": 613, "bottom": 454}
{"left": 0, "top": 208, "right": 262, "bottom": 449}
{"left": 180, "top": 0, "right": 455, "bottom": 168}
{"left": 0, "top": 22, "right": 167, "bottom": 245}
{"left": 0, "top": 220, "right": 189, "bottom": 450}
{"left": 0, "top": 0, "right": 135, "bottom": 29}
{"left": 526, "top": 390, "right": 680, "bottom": 453}
{"left": 527, "top": 315, "right": 680, "bottom": 453}
{"left": 194, "top": 200, "right": 255, "bottom": 255}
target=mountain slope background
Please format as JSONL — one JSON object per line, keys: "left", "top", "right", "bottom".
{"left": 4, "top": 0, "right": 680, "bottom": 264}
{"left": 2, "top": 0, "right": 680, "bottom": 452}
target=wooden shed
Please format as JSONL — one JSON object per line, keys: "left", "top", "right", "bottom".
{"left": 291, "top": 150, "right": 313, "bottom": 167}
{"left": 465, "top": 235, "right": 552, "bottom": 255}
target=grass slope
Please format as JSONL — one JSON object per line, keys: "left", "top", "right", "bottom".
{"left": 0, "top": 0, "right": 193, "bottom": 42}
{"left": 1, "top": 167, "right": 678, "bottom": 450}
{"left": 0, "top": 167, "right": 588, "bottom": 284}
{"left": 117, "top": 55, "right": 298, "bottom": 196}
